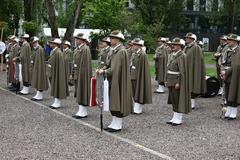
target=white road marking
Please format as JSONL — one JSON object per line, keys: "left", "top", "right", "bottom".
{"left": 0, "top": 87, "right": 175, "bottom": 160}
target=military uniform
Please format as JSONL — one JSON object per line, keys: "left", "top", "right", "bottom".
{"left": 72, "top": 34, "right": 92, "bottom": 119}
{"left": 63, "top": 47, "right": 73, "bottom": 84}
{"left": 98, "top": 46, "right": 111, "bottom": 69}
{"left": 154, "top": 38, "right": 168, "bottom": 93}
{"left": 7, "top": 39, "right": 20, "bottom": 86}
{"left": 31, "top": 37, "right": 49, "bottom": 101}
{"left": 18, "top": 34, "right": 32, "bottom": 95}
{"left": 215, "top": 36, "right": 228, "bottom": 93}
{"left": 184, "top": 33, "right": 206, "bottom": 109}
{"left": 166, "top": 38, "right": 190, "bottom": 125}
{"left": 130, "top": 39, "right": 152, "bottom": 114}
{"left": 226, "top": 47, "right": 240, "bottom": 118}
{"left": 221, "top": 34, "right": 240, "bottom": 119}
{"left": 48, "top": 39, "right": 69, "bottom": 108}
{"left": 100, "top": 30, "right": 133, "bottom": 132}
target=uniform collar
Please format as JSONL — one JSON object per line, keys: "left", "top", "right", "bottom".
{"left": 158, "top": 44, "right": 164, "bottom": 49}
{"left": 230, "top": 45, "right": 238, "bottom": 51}
{"left": 64, "top": 47, "right": 69, "bottom": 52}
{"left": 53, "top": 47, "right": 58, "bottom": 51}
{"left": 103, "top": 46, "right": 110, "bottom": 51}
{"left": 34, "top": 44, "right": 39, "bottom": 50}
{"left": 112, "top": 43, "right": 121, "bottom": 50}
{"left": 78, "top": 43, "right": 84, "bottom": 49}
{"left": 136, "top": 48, "right": 141, "bottom": 54}
{"left": 173, "top": 49, "right": 181, "bottom": 56}
{"left": 22, "top": 41, "right": 28, "bottom": 45}
{"left": 187, "top": 41, "right": 195, "bottom": 48}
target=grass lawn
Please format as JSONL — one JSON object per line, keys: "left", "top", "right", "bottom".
{"left": 203, "top": 52, "right": 215, "bottom": 64}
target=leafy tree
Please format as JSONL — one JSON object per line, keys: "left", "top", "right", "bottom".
{"left": 83, "top": 0, "right": 128, "bottom": 36}
{"left": 207, "top": 0, "right": 240, "bottom": 33}
{"left": 0, "top": 0, "right": 23, "bottom": 36}
{"left": 22, "top": 21, "right": 39, "bottom": 37}
{"left": 128, "top": 0, "right": 186, "bottom": 50}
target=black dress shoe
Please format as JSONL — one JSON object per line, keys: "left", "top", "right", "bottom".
{"left": 172, "top": 123, "right": 182, "bottom": 126}
{"left": 166, "top": 121, "right": 172, "bottom": 125}
{"left": 103, "top": 127, "right": 111, "bottom": 131}
{"left": 154, "top": 91, "right": 165, "bottom": 94}
{"left": 9, "top": 88, "right": 16, "bottom": 92}
{"left": 224, "top": 116, "right": 229, "bottom": 119}
{"left": 133, "top": 112, "right": 143, "bottom": 115}
{"left": 18, "top": 92, "right": 28, "bottom": 95}
{"left": 31, "top": 98, "right": 43, "bottom": 101}
{"left": 106, "top": 128, "right": 122, "bottom": 133}
{"left": 7, "top": 86, "right": 15, "bottom": 90}
{"left": 49, "top": 106, "right": 60, "bottom": 109}
{"left": 227, "top": 117, "right": 236, "bottom": 120}
{"left": 72, "top": 115, "right": 88, "bottom": 119}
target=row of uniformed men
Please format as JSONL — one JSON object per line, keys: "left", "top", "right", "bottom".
{"left": 5, "top": 31, "right": 151, "bottom": 132}
{"left": 5, "top": 31, "right": 240, "bottom": 132}
{"left": 214, "top": 34, "right": 240, "bottom": 120}
{"left": 148, "top": 32, "right": 240, "bottom": 121}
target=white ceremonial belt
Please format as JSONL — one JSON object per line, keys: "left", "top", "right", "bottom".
{"left": 167, "top": 70, "right": 180, "bottom": 75}
{"left": 224, "top": 66, "right": 230, "bottom": 70}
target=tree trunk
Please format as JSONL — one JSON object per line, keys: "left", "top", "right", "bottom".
{"left": 228, "top": 0, "right": 236, "bottom": 33}
{"left": 63, "top": 2, "right": 83, "bottom": 42}
{"left": 44, "top": 0, "right": 59, "bottom": 38}
{"left": 24, "top": 0, "right": 36, "bottom": 21}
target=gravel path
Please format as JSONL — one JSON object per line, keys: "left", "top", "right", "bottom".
{"left": 0, "top": 72, "right": 239, "bottom": 160}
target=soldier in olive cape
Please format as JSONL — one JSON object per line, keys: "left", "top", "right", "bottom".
{"left": 18, "top": 34, "right": 32, "bottom": 95}
{"left": 126, "top": 40, "right": 134, "bottom": 61}
{"left": 97, "top": 30, "right": 133, "bottom": 132}
{"left": 72, "top": 33, "right": 92, "bottom": 119}
{"left": 166, "top": 38, "right": 191, "bottom": 126}
{"left": 214, "top": 35, "right": 228, "bottom": 95}
{"left": 184, "top": 33, "right": 207, "bottom": 109}
{"left": 220, "top": 34, "right": 240, "bottom": 120}
{"left": 97, "top": 37, "right": 111, "bottom": 69}
{"left": 154, "top": 37, "right": 168, "bottom": 93}
{"left": 30, "top": 37, "right": 49, "bottom": 101}
{"left": 62, "top": 40, "right": 73, "bottom": 85}
{"left": 6, "top": 36, "right": 19, "bottom": 90}
{"left": 130, "top": 38, "right": 152, "bottom": 114}
{"left": 5, "top": 35, "right": 15, "bottom": 88}
{"left": 48, "top": 38, "right": 69, "bottom": 108}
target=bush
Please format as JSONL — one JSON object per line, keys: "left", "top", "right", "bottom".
{"left": 22, "top": 21, "right": 39, "bottom": 36}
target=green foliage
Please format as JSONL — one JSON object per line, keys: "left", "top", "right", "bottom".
{"left": 128, "top": 0, "right": 186, "bottom": 50}
{"left": 57, "top": 0, "right": 83, "bottom": 28}
{"left": 22, "top": 21, "right": 39, "bottom": 36}
{"left": 206, "top": 68, "right": 217, "bottom": 77}
{"left": 206, "top": 0, "right": 240, "bottom": 32}
{"left": 203, "top": 52, "right": 215, "bottom": 64}
{"left": 0, "top": 0, "right": 23, "bottom": 35}
{"left": 83, "top": 0, "right": 127, "bottom": 34}
{"left": 0, "top": 21, "right": 8, "bottom": 29}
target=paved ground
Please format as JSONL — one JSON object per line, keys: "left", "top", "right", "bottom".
{"left": 0, "top": 72, "right": 240, "bottom": 160}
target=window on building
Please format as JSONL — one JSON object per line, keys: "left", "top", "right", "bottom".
{"left": 187, "top": 0, "right": 193, "bottom": 11}
{"left": 200, "top": 0, "right": 206, "bottom": 11}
